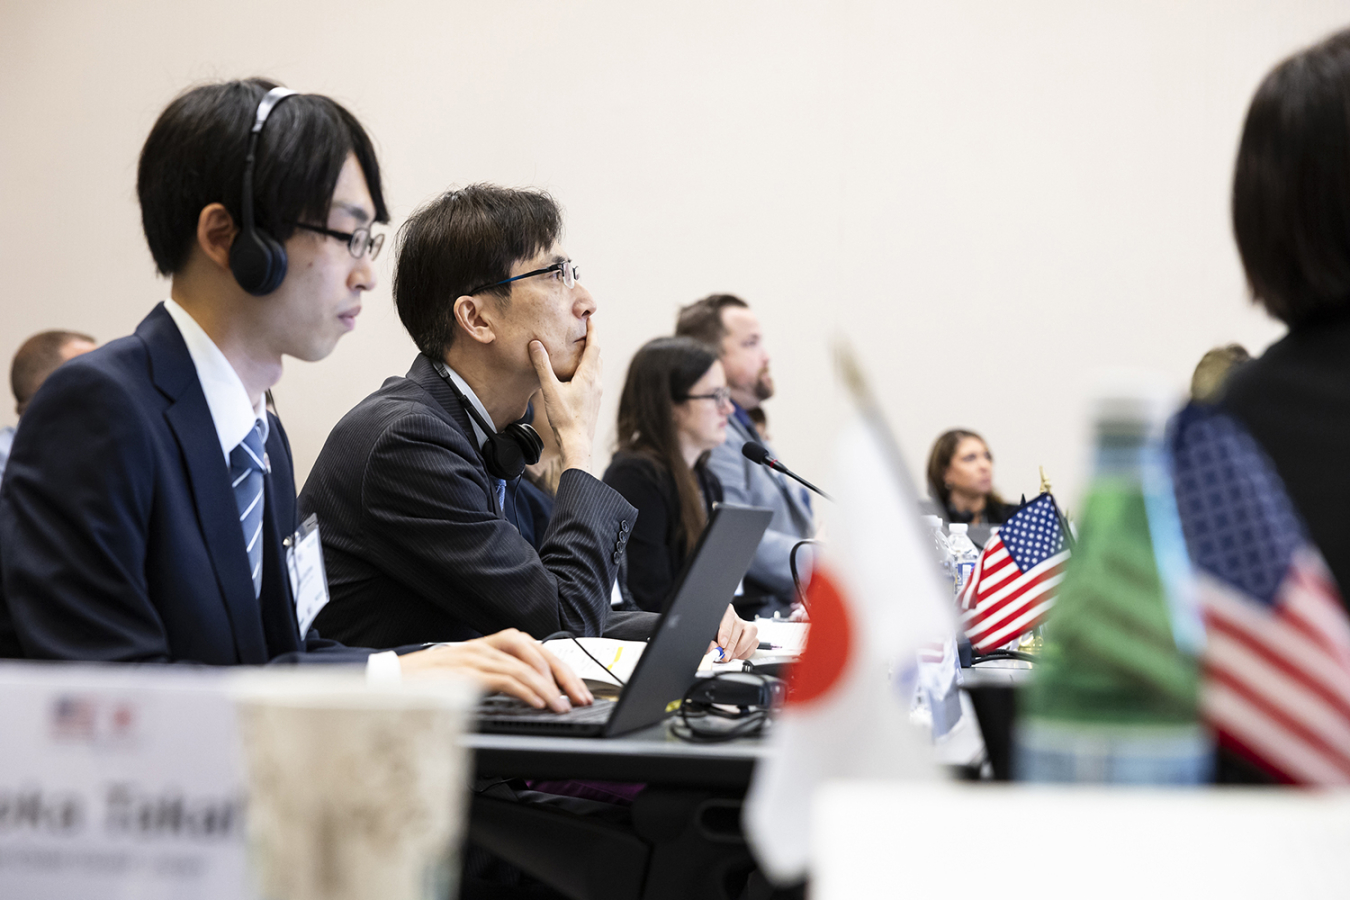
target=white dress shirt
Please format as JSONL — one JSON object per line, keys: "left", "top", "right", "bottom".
{"left": 163, "top": 299, "right": 268, "bottom": 460}
{"left": 442, "top": 364, "right": 497, "bottom": 450}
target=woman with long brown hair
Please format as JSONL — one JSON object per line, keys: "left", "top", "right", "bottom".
{"left": 925, "top": 429, "right": 1015, "bottom": 525}
{"left": 603, "top": 337, "right": 732, "bottom": 612}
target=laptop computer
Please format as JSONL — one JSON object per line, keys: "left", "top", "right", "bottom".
{"left": 477, "top": 503, "right": 774, "bottom": 737}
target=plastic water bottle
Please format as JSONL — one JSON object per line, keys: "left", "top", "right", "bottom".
{"left": 921, "top": 515, "right": 948, "bottom": 565}
{"left": 1015, "top": 372, "right": 1210, "bottom": 785}
{"left": 947, "top": 524, "right": 980, "bottom": 599}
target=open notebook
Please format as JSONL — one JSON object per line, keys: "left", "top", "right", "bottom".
{"left": 544, "top": 625, "right": 811, "bottom": 695}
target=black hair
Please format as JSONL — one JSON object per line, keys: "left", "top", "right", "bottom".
{"left": 394, "top": 184, "right": 562, "bottom": 358}
{"left": 616, "top": 337, "right": 720, "bottom": 553}
{"left": 137, "top": 78, "right": 388, "bottom": 276}
{"left": 1233, "top": 28, "right": 1350, "bottom": 327}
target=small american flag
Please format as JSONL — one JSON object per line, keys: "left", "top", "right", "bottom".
{"left": 1171, "top": 405, "right": 1350, "bottom": 784}
{"left": 959, "top": 493, "right": 1070, "bottom": 653}
{"left": 51, "top": 695, "right": 96, "bottom": 740}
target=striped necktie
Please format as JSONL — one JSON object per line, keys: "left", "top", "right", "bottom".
{"left": 230, "top": 422, "right": 267, "bottom": 598}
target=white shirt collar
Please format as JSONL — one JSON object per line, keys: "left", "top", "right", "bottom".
{"left": 163, "top": 299, "right": 269, "bottom": 463}
{"left": 440, "top": 364, "right": 497, "bottom": 451}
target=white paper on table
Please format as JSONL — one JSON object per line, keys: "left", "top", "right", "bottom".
{"left": 543, "top": 638, "right": 646, "bottom": 688}
{"left": 753, "top": 619, "right": 810, "bottom": 652}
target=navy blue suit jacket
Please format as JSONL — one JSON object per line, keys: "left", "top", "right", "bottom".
{"left": 0, "top": 303, "right": 371, "bottom": 665}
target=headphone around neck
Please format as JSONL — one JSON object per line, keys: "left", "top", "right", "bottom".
{"left": 229, "top": 86, "right": 299, "bottom": 296}
{"left": 431, "top": 359, "right": 543, "bottom": 480}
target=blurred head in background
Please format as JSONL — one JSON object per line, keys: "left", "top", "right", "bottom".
{"left": 675, "top": 293, "right": 773, "bottom": 412}
{"left": 11, "top": 330, "right": 97, "bottom": 417}
{"left": 926, "top": 429, "right": 1013, "bottom": 526}
{"left": 1233, "top": 28, "right": 1350, "bottom": 327}
{"left": 1190, "top": 343, "right": 1251, "bottom": 404}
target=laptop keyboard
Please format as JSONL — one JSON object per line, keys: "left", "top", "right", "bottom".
{"left": 477, "top": 694, "right": 615, "bottom": 728}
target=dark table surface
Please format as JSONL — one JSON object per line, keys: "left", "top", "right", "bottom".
{"left": 465, "top": 718, "right": 770, "bottom": 788}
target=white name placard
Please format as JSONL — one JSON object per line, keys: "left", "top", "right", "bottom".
{"left": 0, "top": 662, "right": 251, "bottom": 900}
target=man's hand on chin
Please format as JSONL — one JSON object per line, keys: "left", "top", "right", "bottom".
{"left": 529, "top": 317, "right": 603, "bottom": 473}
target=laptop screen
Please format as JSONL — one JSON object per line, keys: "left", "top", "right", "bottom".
{"left": 606, "top": 503, "right": 773, "bottom": 736}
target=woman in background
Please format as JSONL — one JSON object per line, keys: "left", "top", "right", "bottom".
{"left": 925, "top": 429, "right": 1015, "bottom": 525}
{"left": 603, "top": 337, "right": 731, "bottom": 612}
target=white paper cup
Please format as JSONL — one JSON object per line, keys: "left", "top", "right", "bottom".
{"left": 231, "top": 671, "right": 477, "bottom": 900}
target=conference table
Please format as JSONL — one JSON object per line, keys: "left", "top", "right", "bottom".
{"left": 458, "top": 661, "right": 1026, "bottom": 900}
{"left": 466, "top": 720, "right": 768, "bottom": 788}
{"left": 464, "top": 658, "right": 1030, "bottom": 794}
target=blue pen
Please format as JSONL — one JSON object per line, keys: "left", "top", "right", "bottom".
{"left": 714, "top": 646, "right": 728, "bottom": 663}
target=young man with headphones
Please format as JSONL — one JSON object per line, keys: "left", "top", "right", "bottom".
{"left": 0, "top": 80, "right": 591, "bottom": 712}
{"left": 299, "top": 184, "right": 759, "bottom": 658}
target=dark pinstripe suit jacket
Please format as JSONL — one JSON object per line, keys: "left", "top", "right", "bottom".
{"left": 300, "top": 354, "right": 658, "bottom": 646}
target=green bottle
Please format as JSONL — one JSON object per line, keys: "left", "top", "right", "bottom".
{"left": 1016, "top": 376, "right": 1210, "bottom": 783}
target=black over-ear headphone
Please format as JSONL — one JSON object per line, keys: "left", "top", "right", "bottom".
{"left": 230, "top": 87, "right": 299, "bottom": 296}
{"left": 431, "top": 359, "right": 543, "bottom": 480}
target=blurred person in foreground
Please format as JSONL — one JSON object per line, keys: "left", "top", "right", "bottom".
{"left": 1225, "top": 27, "right": 1350, "bottom": 609}
{"left": 0, "top": 79, "right": 586, "bottom": 711}
{"left": 1190, "top": 343, "right": 1251, "bottom": 404}
{"left": 603, "top": 337, "right": 736, "bottom": 615}
{"left": 925, "top": 429, "right": 1015, "bottom": 525}
{"left": 0, "top": 330, "right": 97, "bottom": 476}
{"left": 676, "top": 294, "right": 814, "bottom": 618}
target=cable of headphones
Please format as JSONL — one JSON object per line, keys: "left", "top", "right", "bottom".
{"left": 541, "top": 630, "right": 628, "bottom": 688}
{"left": 670, "top": 671, "right": 778, "bottom": 744}
{"left": 429, "top": 356, "right": 542, "bottom": 480}
{"left": 789, "top": 539, "right": 819, "bottom": 610}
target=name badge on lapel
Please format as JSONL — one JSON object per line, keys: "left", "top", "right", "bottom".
{"left": 284, "top": 513, "right": 330, "bottom": 636}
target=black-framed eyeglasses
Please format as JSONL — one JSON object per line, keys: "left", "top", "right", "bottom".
{"left": 294, "top": 222, "right": 385, "bottom": 260}
{"left": 680, "top": 387, "right": 733, "bottom": 406}
{"left": 467, "top": 259, "right": 579, "bottom": 296}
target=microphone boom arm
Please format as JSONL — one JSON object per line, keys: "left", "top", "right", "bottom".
{"left": 741, "top": 442, "right": 833, "bottom": 501}
{"left": 767, "top": 460, "right": 833, "bottom": 502}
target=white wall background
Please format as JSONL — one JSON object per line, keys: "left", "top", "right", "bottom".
{"left": 3, "top": 1, "right": 1344, "bottom": 508}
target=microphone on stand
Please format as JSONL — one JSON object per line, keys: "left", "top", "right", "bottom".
{"left": 741, "top": 442, "right": 833, "bottom": 502}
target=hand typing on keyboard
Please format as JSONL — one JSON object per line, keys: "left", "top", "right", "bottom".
{"left": 399, "top": 628, "right": 593, "bottom": 713}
